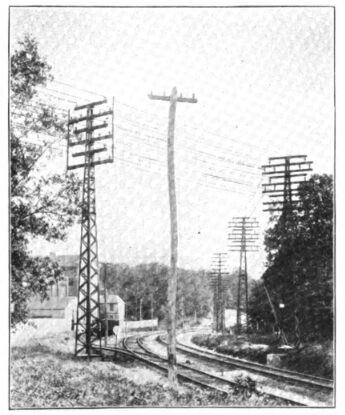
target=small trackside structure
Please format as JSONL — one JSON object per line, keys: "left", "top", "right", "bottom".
{"left": 99, "top": 294, "right": 125, "bottom": 334}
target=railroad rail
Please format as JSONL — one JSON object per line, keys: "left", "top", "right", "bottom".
{"left": 161, "top": 334, "right": 333, "bottom": 391}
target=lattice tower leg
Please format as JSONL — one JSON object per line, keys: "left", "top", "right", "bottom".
{"left": 75, "top": 162, "right": 101, "bottom": 358}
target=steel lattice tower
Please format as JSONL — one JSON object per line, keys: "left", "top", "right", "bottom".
{"left": 67, "top": 99, "right": 114, "bottom": 358}
{"left": 262, "top": 155, "right": 313, "bottom": 347}
{"left": 228, "top": 217, "right": 259, "bottom": 333}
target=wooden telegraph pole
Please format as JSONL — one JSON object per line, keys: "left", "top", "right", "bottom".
{"left": 103, "top": 263, "right": 108, "bottom": 347}
{"left": 149, "top": 87, "right": 197, "bottom": 385}
{"left": 209, "top": 253, "right": 230, "bottom": 332}
{"left": 228, "top": 217, "right": 259, "bottom": 333}
{"left": 262, "top": 155, "right": 313, "bottom": 347}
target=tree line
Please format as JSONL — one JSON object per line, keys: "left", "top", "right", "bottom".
{"left": 10, "top": 36, "right": 81, "bottom": 327}
{"left": 99, "top": 263, "right": 213, "bottom": 324}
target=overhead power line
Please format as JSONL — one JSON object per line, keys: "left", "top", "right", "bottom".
{"left": 115, "top": 97, "right": 266, "bottom": 153}
{"left": 36, "top": 85, "right": 81, "bottom": 102}
{"left": 115, "top": 106, "right": 263, "bottom": 164}
{"left": 116, "top": 123, "right": 260, "bottom": 176}
{"left": 12, "top": 120, "right": 259, "bottom": 194}
{"left": 51, "top": 79, "right": 106, "bottom": 99}
{"left": 115, "top": 132, "right": 259, "bottom": 181}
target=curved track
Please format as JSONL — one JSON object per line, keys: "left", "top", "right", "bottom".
{"left": 163, "top": 334, "right": 333, "bottom": 390}
{"left": 122, "top": 335, "right": 233, "bottom": 395}
{"left": 101, "top": 334, "right": 303, "bottom": 406}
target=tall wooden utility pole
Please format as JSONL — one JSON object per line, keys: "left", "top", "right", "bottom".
{"left": 262, "top": 155, "right": 313, "bottom": 347}
{"left": 67, "top": 98, "right": 114, "bottom": 358}
{"left": 103, "top": 263, "right": 108, "bottom": 347}
{"left": 228, "top": 217, "right": 259, "bottom": 333}
{"left": 149, "top": 87, "right": 197, "bottom": 385}
{"left": 209, "top": 253, "right": 230, "bottom": 332}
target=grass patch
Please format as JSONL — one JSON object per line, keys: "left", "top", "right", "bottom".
{"left": 10, "top": 330, "right": 291, "bottom": 408}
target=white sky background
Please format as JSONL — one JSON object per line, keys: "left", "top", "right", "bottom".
{"left": 10, "top": 6, "right": 334, "bottom": 277}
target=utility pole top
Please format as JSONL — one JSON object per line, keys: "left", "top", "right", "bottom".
{"left": 148, "top": 87, "right": 197, "bottom": 104}
{"left": 261, "top": 154, "right": 313, "bottom": 214}
{"left": 67, "top": 98, "right": 114, "bottom": 171}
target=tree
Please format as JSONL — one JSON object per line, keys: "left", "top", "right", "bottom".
{"left": 10, "top": 36, "right": 82, "bottom": 327}
{"left": 249, "top": 174, "right": 333, "bottom": 341}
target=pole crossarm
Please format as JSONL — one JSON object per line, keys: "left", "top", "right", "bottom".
{"left": 73, "top": 122, "right": 108, "bottom": 136}
{"left": 69, "top": 134, "right": 113, "bottom": 147}
{"left": 69, "top": 109, "right": 112, "bottom": 125}
{"left": 261, "top": 155, "right": 313, "bottom": 215}
{"left": 74, "top": 99, "right": 107, "bottom": 111}
{"left": 67, "top": 99, "right": 114, "bottom": 171}
{"left": 268, "top": 154, "right": 308, "bottom": 160}
{"left": 263, "top": 188, "right": 301, "bottom": 194}
{"left": 148, "top": 91, "right": 197, "bottom": 104}
{"left": 72, "top": 148, "right": 107, "bottom": 158}
{"left": 267, "top": 173, "right": 308, "bottom": 180}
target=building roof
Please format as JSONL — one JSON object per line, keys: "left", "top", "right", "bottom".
{"left": 28, "top": 297, "right": 74, "bottom": 311}
{"left": 54, "top": 255, "right": 79, "bottom": 268}
{"left": 100, "top": 294, "right": 124, "bottom": 304}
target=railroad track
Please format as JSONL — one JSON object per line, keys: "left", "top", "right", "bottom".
{"left": 99, "top": 334, "right": 303, "bottom": 406}
{"left": 161, "top": 334, "right": 333, "bottom": 391}
{"left": 121, "top": 335, "right": 231, "bottom": 395}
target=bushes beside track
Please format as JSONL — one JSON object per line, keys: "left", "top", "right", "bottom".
{"left": 192, "top": 333, "right": 271, "bottom": 364}
{"left": 191, "top": 334, "right": 333, "bottom": 379}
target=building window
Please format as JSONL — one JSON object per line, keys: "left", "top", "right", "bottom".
{"left": 109, "top": 304, "right": 114, "bottom": 312}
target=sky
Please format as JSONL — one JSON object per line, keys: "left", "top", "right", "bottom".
{"left": 10, "top": 6, "right": 334, "bottom": 277}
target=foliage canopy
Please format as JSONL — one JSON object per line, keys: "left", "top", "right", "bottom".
{"left": 10, "top": 36, "right": 82, "bottom": 327}
{"left": 248, "top": 174, "right": 333, "bottom": 341}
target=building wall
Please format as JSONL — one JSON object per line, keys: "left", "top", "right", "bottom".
{"left": 66, "top": 268, "right": 78, "bottom": 297}
{"left": 29, "top": 298, "right": 77, "bottom": 320}
{"left": 100, "top": 298, "right": 125, "bottom": 322}
{"left": 49, "top": 267, "right": 78, "bottom": 298}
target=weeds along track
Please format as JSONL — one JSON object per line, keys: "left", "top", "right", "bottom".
{"left": 99, "top": 334, "right": 303, "bottom": 406}
{"left": 162, "top": 335, "right": 333, "bottom": 391}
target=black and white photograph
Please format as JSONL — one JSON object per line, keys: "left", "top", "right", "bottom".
{"left": 8, "top": 3, "right": 336, "bottom": 409}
